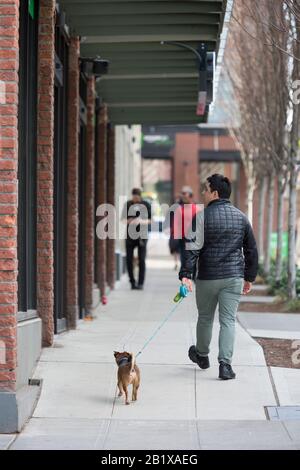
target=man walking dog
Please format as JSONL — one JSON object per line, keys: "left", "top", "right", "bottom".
{"left": 179, "top": 174, "right": 258, "bottom": 380}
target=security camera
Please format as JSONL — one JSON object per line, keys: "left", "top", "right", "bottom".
{"left": 93, "top": 59, "right": 109, "bottom": 77}
{"left": 80, "top": 57, "right": 110, "bottom": 78}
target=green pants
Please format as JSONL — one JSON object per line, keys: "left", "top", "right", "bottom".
{"left": 195, "top": 277, "right": 244, "bottom": 364}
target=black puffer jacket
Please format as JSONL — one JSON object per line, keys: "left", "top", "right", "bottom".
{"left": 179, "top": 199, "right": 258, "bottom": 282}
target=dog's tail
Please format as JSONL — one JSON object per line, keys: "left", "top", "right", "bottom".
{"left": 130, "top": 353, "right": 135, "bottom": 373}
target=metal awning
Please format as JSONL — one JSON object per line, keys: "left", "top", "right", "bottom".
{"left": 59, "top": 0, "right": 227, "bottom": 125}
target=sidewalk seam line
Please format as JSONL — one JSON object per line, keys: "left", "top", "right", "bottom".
{"left": 6, "top": 434, "right": 18, "bottom": 451}
{"left": 194, "top": 369, "right": 202, "bottom": 450}
{"left": 281, "top": 421, "right": 295, "bottom": 442}
{"left": 97, "top": 386, "right": 117, "bottom": 450}
{"left": 194, "top": 368, "right": 197, "bottom": 419}
{"left": 267, "top": 366, "right": 280, "bottom": 407}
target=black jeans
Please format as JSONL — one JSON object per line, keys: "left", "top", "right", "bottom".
{"left": 179, "top": 239, "right": 185, "bottom": 268}
{"left": 126, "top": 239, "right": 148, "bottom": 286}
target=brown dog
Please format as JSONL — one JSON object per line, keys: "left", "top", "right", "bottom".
{"left": 113, "top": 351, "right": 140, "bottom": 405}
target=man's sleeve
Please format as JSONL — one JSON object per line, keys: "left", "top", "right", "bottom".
{"left": 243, "top": 220, "right": 259, "bottom": 282}
{"left": 178, "top": 211, "right": 204, "bottom": 281}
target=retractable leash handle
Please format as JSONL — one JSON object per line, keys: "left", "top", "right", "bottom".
{"left": 173, "top": 284, "right": 189, "bottom": 303}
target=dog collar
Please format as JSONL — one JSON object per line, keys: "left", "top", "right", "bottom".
{"left": 117, "top": 357, "right": 130, "bottom": 367}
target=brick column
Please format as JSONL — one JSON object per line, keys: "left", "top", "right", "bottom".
{"left": 66, "top": 37, "right": 80, "bottom": 329}
{"left": 0, "top": 0, "right": 19, "bottom": 392}
{"left": 85, "top": 77, "right": 95, "bottom": 313}
{"left": 36, "top": 0, "right": 55, "bottom": 346}
{"left": 96, "top": 105, "right": 108, "bottom": 300}
{"left": 174, "top": 132, "right": 200, "bottom": 202}
{"left": 107, "top": 125, "right": 115, "bottom": 290}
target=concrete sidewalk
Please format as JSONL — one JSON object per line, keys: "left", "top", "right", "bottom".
{"left": 238, "top": 312, "right": 300, "bottom": 340}
{"left": 5, "top": 239, "right": 300, "bottom": 450}
{"left": 238, "top": 311, "right": 300, "bottom": 420}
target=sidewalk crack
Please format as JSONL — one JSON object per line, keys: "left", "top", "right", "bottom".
{"left": 6, "top": 434, "right": 18, "bottom": 451}
{"left": 267, "top": 366, "right": 280, "bottom": 407}
{"left": 96, "top": 386, "right": 118, "bottom": 450}
{"left": 194, "top": 369, "right": 202, "bottom": 449}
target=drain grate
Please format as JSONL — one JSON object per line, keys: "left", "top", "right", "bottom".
{"left": 28, "top": 378, "right": 41, "bottom": 387}
{"left": 266, "top": 406, "right": 300, "bottom": 421}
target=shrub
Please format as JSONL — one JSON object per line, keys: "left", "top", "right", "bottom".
{"left": 264, "top": 259, "right": 300, "bottom": 299}
{"left": 284, "top": 298, "right": 300, "bottom": 312}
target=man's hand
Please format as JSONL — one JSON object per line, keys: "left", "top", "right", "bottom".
{"left": 243, "top": 281, "right": 252, "bottom": 295}
{"left": 182, "top": 277, "right": 193, "bottom": 292}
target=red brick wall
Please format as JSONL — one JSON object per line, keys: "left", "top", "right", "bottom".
{"left": 85, "top": 77, "right": 95, "bottom": 312}
{"left": 174, "top": 133, "right": 199, "bottom": 202}
{"left": 66, "top": 37, "right": 80, "bottom": 328}
{"left": 0, "top": 0, "right": 19, "bottom": 392}
{"left": 36, "top": 0, "right": 55, "bottom": 346}
{"left": 199, "top": 134, "right": 238, "bottom": 152}
{"left": 199, "top": 135, "right": 214, "bottom": 149}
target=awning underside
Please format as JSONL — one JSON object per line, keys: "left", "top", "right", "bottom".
{"left": 60, "top": 0, "right": 227, "bottom": 124}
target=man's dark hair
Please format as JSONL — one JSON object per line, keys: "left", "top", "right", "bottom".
{"left": 207, "top": 174, "right": 231, "bottom": 199}
{"left": 132, "top": 188, "right": 142, "bottom": 196}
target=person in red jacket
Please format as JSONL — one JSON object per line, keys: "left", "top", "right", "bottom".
{"left": 173, "top": 186, "right": 201, "bottom": 269}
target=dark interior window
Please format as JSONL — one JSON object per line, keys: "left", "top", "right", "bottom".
{"left": 53, "top": 17, "right": 69, "bottom": 333}
{"left": 17, "top": 0, "right": 39, "bottom": 315}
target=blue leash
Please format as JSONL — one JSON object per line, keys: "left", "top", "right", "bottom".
{"left": 135, "top": 285, "right": 189, "bottom": 359}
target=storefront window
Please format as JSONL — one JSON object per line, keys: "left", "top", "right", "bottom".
{"left": 17, "top": 0, "right": 39, "bottom": 319}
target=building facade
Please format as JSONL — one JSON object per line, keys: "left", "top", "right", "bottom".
{"left": 0, "top": 0, "right": 141, "bottom": 432}
{"left": 142, "top": 124, "right": 290, "bottom": 261}
{"left": 0, "top": 0, "right": 228, "bottom": 432}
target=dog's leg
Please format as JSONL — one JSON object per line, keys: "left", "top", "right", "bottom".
{"left": 123, "top": 385, "right": 130, "bottom": 405}
{"left": 117, "top": 382, "right": 123, "bottom": 397}
{"left": 132, "top": 383, "right": 139, "bottom": 401}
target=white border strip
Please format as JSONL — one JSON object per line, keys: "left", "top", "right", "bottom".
{"left": 209, "top": 0, "right": 234, "bottom": 113}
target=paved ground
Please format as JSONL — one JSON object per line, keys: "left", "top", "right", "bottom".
{"left": 238, "top": 310, "right": 300, "bottom": 411}
{"left": 3, "top": 238, "right": 300, "bottom": 450}
{"left": 239, "top": 295, "right": 276, "bottom": 304}
{"left": 238, "top": 312, "right": 300, "bottom": 339}
{"left": 0, "top": 435, "right": 15, "bottom": 451}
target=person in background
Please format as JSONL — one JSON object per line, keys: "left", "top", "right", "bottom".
{"left": 173, "top": 186, "right": 200, "bottom": 269}
{"left": 121, "top": 188, "right": 152, "bottom": 290}
{"left": 168, "top": 194, "right": 182, "bottom": 270}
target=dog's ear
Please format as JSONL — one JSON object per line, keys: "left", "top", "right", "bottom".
{"left": 113, "top": 351, "right": 119, "bottom": 357}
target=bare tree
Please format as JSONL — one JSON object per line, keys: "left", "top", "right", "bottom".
{"left": 226, "top": 0, "right": 290, "bottom": 281}
{"left": 288, "top": 8, "right": 300, "bottom": 298}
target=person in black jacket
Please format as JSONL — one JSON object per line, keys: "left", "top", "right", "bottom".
{"left": 179, "top": 174, "right": 258, "bottom": 380}
{"left": 121, "top": 188, "right": 152, "bottom": 290}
